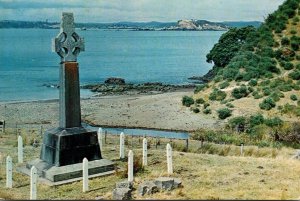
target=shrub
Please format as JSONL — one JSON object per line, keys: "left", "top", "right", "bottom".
{"left": 203, "top": 108, "right": 212, "bottom": 114}
{"left": 291, "top": 41, "right": 299, "bottom": 51}
{"left": 283, "top": 62, "right": 294, "bottom": 70}
{"left": 231, "top": 86, "right": 249, "bottom": 99}
{"left": 290, "top": 30, "right": 297, "bottom": 35}
{"left": 193, "top": 108, "right": 200, "bottom": 113}
{"left": 289, "top": 70, "right": 300, "bottom": 80}
{"left": 219, "top": 81, "right": 230, "bottom": 89}
{"left": 262, "top": 87, "right": 272, "bottom": 96}
{"left": 182, "top": 96, "right": 194, "bottom": 107}
{"left": 196, "top": 98, "right": 205, "bottom": 104}
{"left": 281, "top": 37, "right": 290, "bottom": 46}
{"left": 204, "top": 103, "right": 210, "bottom": 109}
{"left": 249, "top": 114, "right": 265, "bottom": 127}
{"left": 253, "top": 91, "right": 263, "bottom": 99}
{"left": 229, "top": 116, "right": 246, "bottom": 130}
{"left": 226, "top": 103, "right": 235, "bottom": 108}
{"left": 259, "top": 98, "right": 276, "bottom": 110}
{"left": 269, "top": 92, "right": 283, "bottom": 102}
{"left": 217, "top": 108, "right": 232, "bottom": 120}
{"left": 249, "top": 79, "right": 257, "bottom": 86}
{"left": 194, "top": 84, "right": 208, "bottom": 93}
{"left": 291, "top": 94, "right": 298, "bottom": 101}
{"left": 209, "top": 89, "right": 227, "bottom": 101}
{"left": 265, "top": 117, "right": 283, "bottom": 127}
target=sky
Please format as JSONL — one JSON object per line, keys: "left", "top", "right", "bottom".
{"left": 0, "top": 0, "right": 285, "bottom": 23}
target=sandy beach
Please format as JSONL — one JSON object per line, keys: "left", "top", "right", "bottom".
{"left": 0, "top": 90, "right": 220, "bottom": 132}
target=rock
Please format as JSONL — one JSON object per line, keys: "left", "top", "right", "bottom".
{"left": 173, "top": 178, "right": 182, "bottom": 188}
{"left": 95, "top": 196, "right": 105, "bottom": 200}
{"left": 138, "top": 181, "right": 158, "bottom": 196}
{"left": 116, "top": 180, "right": 133, "bottom": 189}
{"left": 154, "top": 177, "right": 175, "bottom": 191}
{"left": 105, "top": 77, "right": 125, "bottom": 85}
{"left": 112, "top": 188, "right": 132, "bottom": 200}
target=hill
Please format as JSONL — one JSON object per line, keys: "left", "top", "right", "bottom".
{"left": 184, "top": 0, "right": 300, "bottom": 146}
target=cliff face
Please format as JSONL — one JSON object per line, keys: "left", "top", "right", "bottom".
{"left": 176, "top": 19, "right": 229, "bottom": 31}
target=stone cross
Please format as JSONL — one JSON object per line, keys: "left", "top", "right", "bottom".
{"left": 6, "top": 156, "right": 12, "bottom": 188}
{"left": 128, "top": 150, "right": 133, "bottom": 182}
{"left": 142, "top": 138, "right": 147, "bottom": 166}
{"left": 30, "top": 166, "right": 37, "bottom": 200}
{"left": 97, "top": 128, "right": 103, "bottom": 151}
{"left": 52, "top": 12, "right": 85, "bottom": 62}
{"left": 120, "top": 132, "right": 125, "bottom": 159}
{"left": 52, "top": 12, "right": 85, "bottom": 128}
{"left": 82, "top": 158, "right": 89, "bottom": 192}
{"left": 166, "top": 143, "right": 173, "bottom": 175}
{"left": 18, "top": 135, "right": 23, "bottom": 163}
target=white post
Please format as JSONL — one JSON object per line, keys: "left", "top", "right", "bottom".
{"left": 83, "top": 158, "right": 89, "bottom": 192}
{"left": 167, "top": 143, "right": 173, "bottom": 175}
{"left": 18, "top": 135, "right": 23, "bottom": 163}
{"left": 241, "top": 144, "right": 244, "bottom": 156}
{"left": 97, "top": 128, "right": 103, "bottom": 151}
{"left": 30, "top": 166, "right": 37, "bottom": 200}
{"left": 120, "top": 132, "right": 125, "bottom": 159}
{"left": 142, "top": 138, "right": 147, "bottom": 166}
{"left": 128, "top": 150, "right": 133, "bottom": 182}
{"left": 6, "top": 156, "right": 12, "bottom": 188}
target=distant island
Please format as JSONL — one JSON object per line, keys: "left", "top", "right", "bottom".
{"left": 0, "top": 19, "right": 262, "bottom": 31}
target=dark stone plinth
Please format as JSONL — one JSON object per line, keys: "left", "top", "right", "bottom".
{"left": 40, "top": 127, "right": 102, "bottom": 167}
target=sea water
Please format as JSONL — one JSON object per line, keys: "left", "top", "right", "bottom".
{"left": 0, "top": 29, "right": 224, "bottom": 102}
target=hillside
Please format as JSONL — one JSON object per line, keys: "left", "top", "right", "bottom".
{"left": 184, "top": 0, "right": 300, "bottom": 146}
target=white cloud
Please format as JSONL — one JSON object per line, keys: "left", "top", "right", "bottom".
{"left": 0, "top": 0, "right": 285, "bottom": 22}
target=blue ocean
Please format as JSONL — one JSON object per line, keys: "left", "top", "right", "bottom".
{"left": 0, "top": 29, "right": 223, "bottom": 102}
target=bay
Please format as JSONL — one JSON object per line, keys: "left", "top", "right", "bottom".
{"left": 0, "top": 28, "right": 224, "bottom": 102}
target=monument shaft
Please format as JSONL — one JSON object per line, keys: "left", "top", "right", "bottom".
{"left": 59, "top": 62, "right": 81, "bottom": 128}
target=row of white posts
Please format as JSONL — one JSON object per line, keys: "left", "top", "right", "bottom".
{"left": 5, "top": 129, "right": 173, "bottom": 199}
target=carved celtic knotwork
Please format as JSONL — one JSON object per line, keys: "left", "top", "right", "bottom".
{"left": 52, "top": 12, "right": 85, "bottom": 62}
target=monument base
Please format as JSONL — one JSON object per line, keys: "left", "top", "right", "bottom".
{"left": 17, "top": 158, "right": 115, "bottom": 186}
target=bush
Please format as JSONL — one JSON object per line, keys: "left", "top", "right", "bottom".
{"left": 194, "top": 84, "right": 208, "bottom": 93}
{"left": 249, "top": 79, "right": 257, "bottom": 86}
{"left": 259, "top": 98, "right": 276, "bottom": 110}
{"left": 217, "top": 108, "right": 232, "bottom": 120}
{"left": 196, "top": 98, "right": 205, "bottom": 104}
{"left": 289, "top": 70, "right": 300, "bottom": 80}
{"left": 203, "top": 108, "right": 212, "bottom": 114}
{"left": 231, "top": 86, "right": 249, "bottom": 99}
{"left": 209, "top": 89, "right": 227, "bottom": 101}
{"left": 219, "top": 81, "right": 230, "bottom": 89}
{"left": 291, "top": 94, "right": 298, "bottom": 101}
{"left": 281, "top": 37, "right": 290, "bottom": 46}
{"left": 204, "top": 103, "right": 210, "bottom": 109}
{"left": 290, "top": 30, "right": 297, "bottom": 35}
{"left": 265, "top": 117, "right": 283, "bottom": 127}
{"left": 226, "top": 103, "right": 235, "bottom": 108}
{"left": 283, "top": 62, "right": 294, "bottom": 70}
{"left": 262, "top": 87, "right": 272, "bottom": 96}
{"left": 249, "top": 114, "right": 265, "bottom": 127}
{"left": 193, "top": 108, "right": 200, "bottom": 113}
{"left": 229, "top": 116, "right": 246, "bottom": 130}
{"left": 182, "top": 96, "right": 194, "bottom": 107}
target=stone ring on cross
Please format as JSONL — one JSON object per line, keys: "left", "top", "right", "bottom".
{"left": 52, "top": 12, "right": 85, "bottom": 62}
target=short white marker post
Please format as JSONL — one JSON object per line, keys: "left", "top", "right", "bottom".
{"left": 120, "top": 132, "right": 125, "bottom": 159}
{"left": 97, "top": 128, "right": 103, "bottom": 151}
{"left": 83, "top": 158, "right": 89, "bottom": 192}
{"left": 167, "top": 143, "right": 173, "bottom": 175}
{"left": 6, "top": 156, "right": 12, "bottom": 188}
{"left": 30, "top": 166, "right": 37, "bottom": 200}
{"left": 241, "top": 143, "right": 244, "bottom": 156}
{"left": 142, "top": 138, "right": 147, "bottom": 166}
{"left": 128, "top": 150, "right": 133, "bottom": 182}
{"left": 18, "top": 135, "right": 23, "bottom": 163}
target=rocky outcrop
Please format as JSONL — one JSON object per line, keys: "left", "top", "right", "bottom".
{"left": 104, "top": 77, "right": 125, "bottom": 85}
{"left": 82, "top": 80, "right": 195, "bottom": 96}
{"left": 176, "top": 19, "right": 228, "bottom": 31}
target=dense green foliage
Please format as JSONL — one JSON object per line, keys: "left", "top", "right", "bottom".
{"left": 209, "top": 89, "right": 227, "bottom": 101}
{"left": 259, "top": 97, "right": 276, "bottom": 110}
{"left": 182, "top": 96, "right": 194, "bottom": 107}
{"left": 231, "top": 86, "right": 249, "bottom": 99}
{"left": 217, "top": 108, "right": 232, "bottom": 119}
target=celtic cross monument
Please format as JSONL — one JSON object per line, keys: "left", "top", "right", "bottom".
{"left": 22, "top": 13, "right": 114, "bottom": 184}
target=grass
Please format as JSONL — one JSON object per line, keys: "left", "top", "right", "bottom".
{"left": 1, "top": 127, "right": 300, "bottom": 199}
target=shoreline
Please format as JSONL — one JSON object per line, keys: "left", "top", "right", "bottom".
{"left": 0, "top": 89, "right": 220, "bottom": 132}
